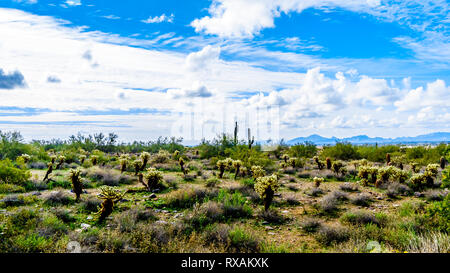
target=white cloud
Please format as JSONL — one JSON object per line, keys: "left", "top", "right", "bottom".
{"left": 167, "top": 82, "right": 213, "bottom": 99}
{"left": 65, "top": 0, "right": 81, "bottom": 7}
{"left": 141, "top": 14, "right": 174, "bottom": 24}
{"left": 185, "top": 45, "right": 221, "bottom": 72}
{"left": 394, "top": 79, "right": 450, "bottom": 111}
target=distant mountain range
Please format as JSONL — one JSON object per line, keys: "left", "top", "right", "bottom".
{"left": 287, "top": 132, "right": 450, "bottom": 145}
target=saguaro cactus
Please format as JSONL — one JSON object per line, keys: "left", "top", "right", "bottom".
{"left": 233, "top": 121, "right": 238, "bottom": 146}
{"left": 248, "top": 128, "right": 255, "bottom": 149}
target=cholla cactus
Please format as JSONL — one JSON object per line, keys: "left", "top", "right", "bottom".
{"left": 79, "top": 154, "right": 86, "bottom": 165}
{"left": 55, "top": 155, "right": 66, "bottom": 169}
{"left": 90, "top": 155, "right": 99, "bottom": 166}
{"left": 313, "top": 177, "right": 324, "bottom": 188}
{"left": 119, "top": 154, "right": 129, "bottom": 173}
{"left": 424, "top": 164, "right": 439, "bottom": 187}
{"left": 314, "top": 156, "right": 325, "bottom": 170}
{"left": 340, "top": 167, "right": 348, "bottom": 176}
{"left": 20, "top": 154, "right": 31, "bottom": 163}
{"left": 358, "top": 166, "right": 369, "bottom": 179}
{"left": 224, "top": 158, "right": 233, "bottom": 169}
{"left": 410, "top": 162, "right": 419, "bottom": 173}
{"left": 409, "top": 173, "right": 426, "bottom": 191}
{"left": 132, "top": 159, "right": 142, "bottom": 175}
{"left": 326, "top": 158, "right": 332, "bottom": 170}
{"left": 251, "top": 165, "right": 266, "bottom": 180}
{"left": 96, "top": 186, "right": 126, "bottom": 222}
{"left": 240, "top": 166, "right": 248, "bottom": 177}
{"left": 377, "top": 166, "right": 397, "bottom": 183}
{"left": 173, "top": 150, "right": 180, "bottom": 160}
{"left": 386, "top": 153, "right": 391, "bottom": 165}
{"left": 282, "top": 154, "right": 289, "bottom": 163}
{"left": 179, "top": 157, "right": 187, "bottom": 174}
{"left": 69, "top": 168, "right": 83, "bottom": 201}
{"left": 216, "top": 160, "right": 227, "bottom": 178}
{"left": 368, "top": 167, "right": 379, "bottom": 185}
{"left": 288, "top": 157, "right": 298, "bottom": 168}
{"left": 140, "top": 151, "right": 151, "bottom": 169}
{"left": 50, "top": 154, "right": 57, "bottom": 164}
{"left": 280, "top": 162, "right": 287, "bottom": 169}
{"left": 332, "top": 161, "right": 344, "bottom": 175}
{"left": 392, "top": 168, "right": 409, "bottom": 184}
{"left": 254, "top": 174, "right": 279, "bottom": 211}
{"left": 360, "top": 159, "right": 369, "bottom": 166}
{"left": 232, "top": 160, "right": 243, "bottom": 178}
{"left": 143, "top": 167, "right": 164, "bottom": 191}
{"left": 43, "top": 162, "right": 53, "bottom": 182}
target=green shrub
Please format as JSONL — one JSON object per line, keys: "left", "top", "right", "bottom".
{"left": 0, "top": 159, "right": 31, "bottom": 186}
{"left": 424, "top": 194, "right": 450, "bottom": 233}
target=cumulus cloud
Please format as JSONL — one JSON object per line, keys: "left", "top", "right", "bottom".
{"left": 0, "top": 69, "right": 27, "bottom": 89}
{"left": 185, "top": 45, "right": 221, "bottom": 71}
{"left": 167, "top": 82, "right": 213, "bottom": 99}
{"left": 141, "top": 14, "right": 174, "bottom": 24}
{"left": 394, "top": 79, "right": 450, "bottom": 111}
{"left": 47, "top": 75, "right": 61, "bottom": 83}
{"left": 65, "top": 0, "right": 81, "bottom": 7}
{"left": 190, "top": 0, "right": 382, "bottom": 38}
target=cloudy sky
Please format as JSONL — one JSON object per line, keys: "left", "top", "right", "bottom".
{"left": 0, "top": 0, "right": 449, "bottom": 143}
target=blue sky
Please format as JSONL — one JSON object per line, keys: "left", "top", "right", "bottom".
{"left": 0, "top": 0, "right": 449, "bottom": 142}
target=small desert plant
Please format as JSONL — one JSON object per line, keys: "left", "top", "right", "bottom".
{"left": 254, "top": 174, "right": 279, "bottom": 211}
{"left": 282, "top": 154, "right": 289, "bottom": 163}
{"left": 20, "top": 154, "right": 31, "bottom": 164}
{"left": 300, "top": 218, "right": 322, "bottom": 233}
{"left": 96, "top": 186, "right": 126, "bottom": 222}
{"left": 350, "top": 193, "right": 372, "bottom": 207}
{"left": 313, "top": 177, "right": 324, "bottom": 188}
{"left": 316, "top": 225, "right": 349, "bottom": 246}
{"left": 179, "top": 157, "right": 187, "bottom": 175}
{"left": 340, "top": 182, "right": 358, "bottom": 192}
{"left": 332, "top": 161, "right": 344, "bottom": 175}
{"left": 79, "top": 154, "right": 86, "bottom": 165}
{"left": 68, "top": 168, "right": 83, "bottom": 202}
{"left": 386, "top": 182, "right": 412, "bottom": 197}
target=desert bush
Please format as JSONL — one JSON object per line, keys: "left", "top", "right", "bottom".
{"left": 44, "top": 191, "right": 73, "bottom": 206}
{"left": 406, "top": 232, "right": 450, "bottom": 253}
{"left": 205, "top": 177, "right": 220, "bottom": 188}
{"left": 228, "top": 226, "right": 260, "bottom": 253}
{"left": 29, "top": 161, "right": 47, "bottom": 169}
{"left": 258, "top": 208, "right": 285, "bottom": 224}
{"left": 340, "top": 182, "right": 359, "bottom": 192}
{"left": 321, "top": 142, "right": 360, "bottom": 161}
{"left": 217, "top": 190, "right": 253, "bottom": 218}
{"left": 316, "top": 225, "right": 350, "bottom": 245}
{"left": 341, "top": 210, "right": 383, "bottom": 226}
{"left": 164, "top": 187, "right": 218, "bottom": 209}
{"left": 86, "top": 167, "right": 133, "bottom": 186}
{"left": 0, "top": 183, "right": 25, "bottom": 194}
{"left": 153, "top": 150, "right": 169, "bottom": 164}
{"left": 80, "top": 196, "right": 102, "bottom": 212}
{"left": 350, "top": 193, "right": 372, "bottom": 207}
{"left": 424, "top": 189, "right": 448, "bottom": 201}
{"left": 306, "top": 187, "right": 323, "bottom": 197}
{"left": 203, "top": 224, "right": 231, "bottom": 245}
{"left": 300, "top": 218, "right": 322, "bottom": 233}
{"left": 386, "top": 183, "right": 412, "bottom": 198}
{"left": 0, "top": 159, "right": 31, "bottom": 186}
{"left": 289, "top": 142, "right": 317, "bottom": 158}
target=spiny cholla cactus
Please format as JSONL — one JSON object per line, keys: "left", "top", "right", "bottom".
{"left": 254, "top": 174, "right": 279, "bottom": 211}
{"left": 143, "top": 167, "right": 164, "bottom": 191}
{"left": 313, "top": 156, "right": 325, "bottom": 170}
{"left": 69, "top": 168, "right": 83, "bottom": 201}
{"left": 96, "top": 186, "right": 126, "bottom": 222}
{"left": 393, "top": 168, "right": 409, "bottom": 184}
{"left": 288, "top": 157, "right": 298, "bottom": 168}
{"left": 282, "top": 154, "right": 289, "bottom": 163}
{"left": 280, "top": 162, "right": 287, "bottom": 169}
{"left": 377, "top": 166, "right": 397, "bottom": 183}
{"left": 360, "top": 159, "right": 369, "bottom": 166}
{"left": 251, "top": 165, "right": 266, "bottom": 180}
{"left": 424, "top": 164, "right": 440, "bottom": 187}
{"left": 409, "top": 173, "right": 426, "bottom": 191}
{"left": 240, "top": 166, "right": 248, "bottom": 177}
{"left": 20, "top": 154, "right": 31, "bottom": 163}
{"left": 43, "top": 162, "right": 53, "bottom": 182}
{"left": 50, "top": 154, "right": 57, "bottom": 164}
{"left": 216, "top": 160, "right": 227, "bottom": 178}
{"left": 332, "top": 161, "right": 344, "bottom": 175}
{"left": 179, "top": 157, "right": 187, "bottom": 174}
{"left": 119, "top": 154, "right": 129, "bottom": 173}
{"left": 79, "top": 154, "right": 86, "bottom": 165}
{"left": 140, "top": 151, "right": 151, "bottom": 169}
{"left": 90, "top": 155, "right": 99, "bottom": 166}
{"left": 313, "top": 177, "right": 324, "bottom": 188}
{"left": 410, "top": 162, "right": 419, "bottom": 173}
{"left": 326, "top": 158, "right": 332, "bottom": 170}
{"left": 132, "top": 159, "right": 142, "bottom": 176}
{"left": 358, "top": 165, "right": 370, "bottom": 180}
{"left": 232, "top": 160, "right": 243, "bottom": 178}
{"left": 56, "top": 155, "right": 66, "bottom": 169}
{"left": 173, "top": 150, "right": 180, "bottom": 160}
{"left": 224, "top": 158, "right": 233, "bottom": 169}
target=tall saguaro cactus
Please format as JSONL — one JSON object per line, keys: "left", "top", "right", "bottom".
{"left": 233, "top": 121, "right": 238, "bottom": 146}
{"left": 248, "top": 128, "right": 255, "bottom": 149}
